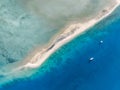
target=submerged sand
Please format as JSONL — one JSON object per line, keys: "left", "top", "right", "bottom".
{"left": 1, "top": 0, "right": 117, "bottom": 73}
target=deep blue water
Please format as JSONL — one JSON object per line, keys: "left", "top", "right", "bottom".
{"left": 0, "top": 6, "right": 120, "bottom": 90}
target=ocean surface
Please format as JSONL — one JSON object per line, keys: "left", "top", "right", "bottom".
{"left": 0, "top": 5, "right": 120, "bottom": 90}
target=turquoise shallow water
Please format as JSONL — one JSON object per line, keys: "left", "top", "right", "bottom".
{"left": 0, "top": 5, "right": 120, "bottom": 90}
{"left": 0, "top": 0, "right": 114, "bottom": 67}
{"left": 0, "top": 0, "right": 55, "bottom": 66}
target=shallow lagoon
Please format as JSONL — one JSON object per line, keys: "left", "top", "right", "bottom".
{"left": 0, "top": 0, "right": 114, "bottom": 66}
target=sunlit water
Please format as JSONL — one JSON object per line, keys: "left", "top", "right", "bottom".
{"left": 0, "top": 4, "right": 120, "bottom": 90}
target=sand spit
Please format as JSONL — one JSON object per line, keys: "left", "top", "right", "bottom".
{"left": 3, "top": 0, "right": 120, "bottom": 73}
{"left": 22, "top": 0, "right": 120, "bottom": 69}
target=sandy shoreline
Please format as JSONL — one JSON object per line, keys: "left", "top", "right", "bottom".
{"left": 4, "top": 0, "right": 119, "bottom": 73}
{"left": 23, "top": 0, "right": 120, "bottom": 68}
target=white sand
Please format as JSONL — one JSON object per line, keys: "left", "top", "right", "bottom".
{"left": 22, "top": 0, "right": 120, "bottom": 69}
{"left": 3, "top": 0, "right": 119, "bottom": 74}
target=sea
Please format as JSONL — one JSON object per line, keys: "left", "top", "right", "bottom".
{"left": 0, "top": 3, "right": 120, "bottom": 90}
